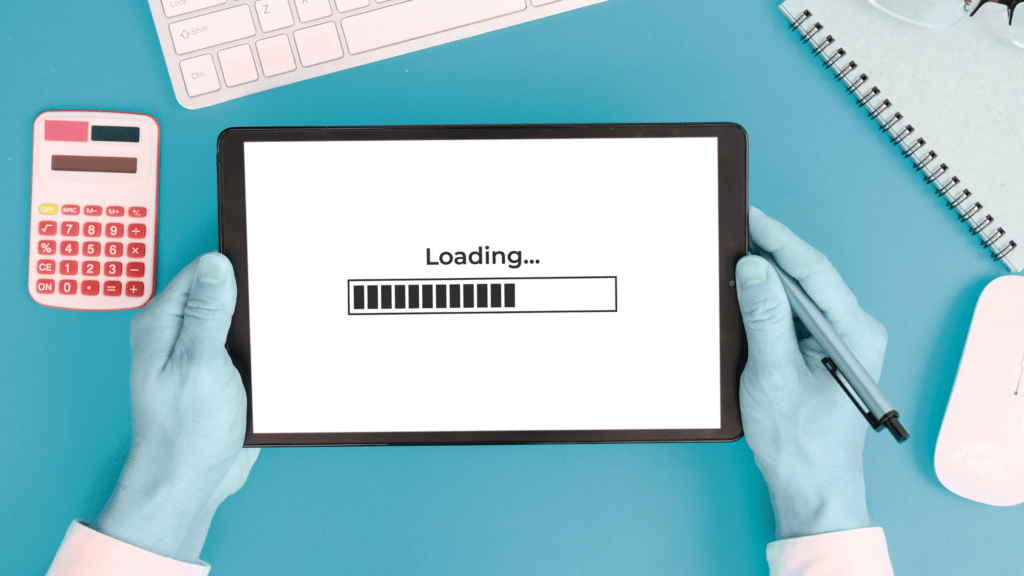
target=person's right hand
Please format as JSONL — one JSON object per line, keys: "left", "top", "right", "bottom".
{"left": 736, "top": 208, "right": 889, "bottom": 540}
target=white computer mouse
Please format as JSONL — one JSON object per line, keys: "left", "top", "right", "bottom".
{"left": 935, "top": 275, "right": 1024, "bottom": 506}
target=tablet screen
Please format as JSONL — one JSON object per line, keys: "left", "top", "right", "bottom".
{"left": 242, "top": 136, "right": 721, "bottom": 435}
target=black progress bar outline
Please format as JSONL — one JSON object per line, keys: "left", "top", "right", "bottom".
{"left": 347, "top": 276, "right": 618, "bottom": 316}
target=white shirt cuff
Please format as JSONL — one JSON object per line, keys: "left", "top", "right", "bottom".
{"left": 46, "top": 520, "right": 210, "bottom": 576}
{"left": 766, "top": 527, "right": 894, "bottom": 576}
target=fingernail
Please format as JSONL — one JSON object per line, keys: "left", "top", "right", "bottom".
{"left": 198, "top": 254, "right": 226, "bottom": 285}
{"left": 736, "top": 257, "right": 768, "bottom": 287}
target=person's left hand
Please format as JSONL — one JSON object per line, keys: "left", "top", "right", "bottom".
{"left": 93, "top": 253, "right": 259, "bottom": 563}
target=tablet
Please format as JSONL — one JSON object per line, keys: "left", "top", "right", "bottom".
{"left": 218, "top": 124, "right": 748, "bottom": 446}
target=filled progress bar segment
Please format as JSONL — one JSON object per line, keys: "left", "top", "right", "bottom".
{"left": 348, "top": 277, "right": 617, "bottom": 315}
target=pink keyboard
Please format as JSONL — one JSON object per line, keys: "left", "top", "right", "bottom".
{"left": 148, "top": 0, "right": 609, "bottom": 109}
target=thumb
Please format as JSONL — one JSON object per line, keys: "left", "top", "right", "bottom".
{"left": 735, "top": 256, "right": 801, "bottom": 370}
{"left": 174, "top": 252, "right": 237, "bottom": 362}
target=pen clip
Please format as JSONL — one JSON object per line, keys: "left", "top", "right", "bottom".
{"left": 821, "top": 357, "right": 882, "bottom": 430}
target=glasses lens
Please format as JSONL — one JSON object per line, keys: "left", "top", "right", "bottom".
{"left": 869, "top": 0, "right": 970, "bottom": 29}
{"left": 1011, "top": 9, "right": 1024, "bottom": 48}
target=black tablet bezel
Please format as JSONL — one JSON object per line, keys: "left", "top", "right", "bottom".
{"left": 217, "top": 123, "right": 748, "bottom": 446}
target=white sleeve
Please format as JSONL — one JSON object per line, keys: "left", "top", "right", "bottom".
{"left": 766, "top": 527, "right": 894, "bottom": 576}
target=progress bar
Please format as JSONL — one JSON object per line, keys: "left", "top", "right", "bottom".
{"left": 348, "top": 277, "right": 617, "bottom": 315}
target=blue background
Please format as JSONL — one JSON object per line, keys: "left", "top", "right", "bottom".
{"left": 0, "top": 1, "right": 1016, "bottom": 573}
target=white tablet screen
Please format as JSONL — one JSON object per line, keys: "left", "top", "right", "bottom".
{"left": 243, "top": 137, "right": 721, "bottom": 434}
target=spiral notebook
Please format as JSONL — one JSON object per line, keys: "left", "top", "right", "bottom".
{"left": 780, "top": 0, "right": 1024, "bottom": 271}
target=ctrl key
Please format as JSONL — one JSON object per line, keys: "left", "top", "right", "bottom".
{"left": 180, "top": 54, "right": 221, "bottom": 97}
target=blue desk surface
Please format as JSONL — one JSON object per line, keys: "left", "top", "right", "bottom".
{"left": 1, "top": 1, "right": 1017, "bottom": 573}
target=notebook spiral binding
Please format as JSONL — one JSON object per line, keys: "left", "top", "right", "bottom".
{"left": 786, "top": 9, "right": 1017, "bottom": 263}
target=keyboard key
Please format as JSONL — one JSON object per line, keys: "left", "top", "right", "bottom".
{"left": 180, "top": 54, "right": 221, "bottom": 97}
{"left": 341, "top": 0, "right": 527, "bottom": 54}
{"left": 82, "top": 261, "right": 100, "bottom": 276}
{"left": 255, "top": 0, "right": 294, "bottom": 32}
{"left": 336, "top": 0, "right": 370, "bottom": 13}
{"left": 294, "top": 22, "right": 344, "bottom": 67}
{"left": 36, "top": 279, "right": 55, "bottom": 294}
{"left": 60, "top": 241, "right": 79, "bottom": 256}
{"left": 218, "top": 44, "right": 259, "bottom": 87}
{"left": 106, "top": 206, "right": 125, "bottom": 217}
{"left": 161, "top": 0, "right": 227, "bottom": 18}
{"left": 128, "top": 206, "right": 147, "bottom": 218}
{"left": 83, "top": 222, "right": 101, "bottom": 237}
{"left": 38, "top": 240, "right": 56, "bottom": 255}
{"left": 169, "top": 5, "right": 257, "bottom": 55}
{"left": 532, "top": 0, "right": 560, "bottom": 4}
{"left": 61, "top": 222, "right": 79, "bottom": 237}
{"left": 127, "top": 262, "right": 146, "bottom": 278}
{"left": 60, "top": 260, "right": 78, "bottom": 276}
{"left": 106, "top": 223, "right": 124, "bottom": 238}
{"left": 59, "top": 279, "right": 78, "bottom": 296}
{"left": 82, "top": 280, "right": 100, "bottom": 296}
{"left": 38, "top": 220, "right": 57, "bottom": 236}
{"left": 105, "top": 242, "right": 124, "bottom": 258}
{"left": 61, "top": 205, "right": 80, "bottom": 216}
{"left": 256, "top": 35, "right": 297, "bottom": 76}
{"left": 83, "top": 241, "right": 101, "bottom": 257}
{"left": 37, "top": 260, "right": 55, "bottom": 274}
{"left": 296, "top": 0, "right": 333, "bottom": 22}
{"left": 84, "top": 205, "right": 102, "bottom": 216}
{"left": 104, "top": 281, "right": 123, "bottom": 297}
{"left": 128, "top": 243, "right": 147, "bottom": 259}
{"left": 126, "top": 282, "right": 145, "bottom": 298}
{"left": 105, "top": 262, "right": 123, "bottom": 277}
{"left": 128, "top": 224, "right": 146, "bottom": 239}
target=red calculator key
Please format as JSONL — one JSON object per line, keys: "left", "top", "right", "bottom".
{"left": 103, "top": 281, "right": 122, "bottom": 296}
{"left": 84, "top": 205, "right": 102, "bottom": 216}
{"left": 105, "top": 262, "right": 123, "bottom": 277}
{"left": 36, "top": 279, "right": 55, "bottom": 294}
{"left": 127, "top": 224, "right": 146, "bottom": 239}
{"left": 82, "top": 261, "right": 100, "bottom": 276}
{"left": 60, "top": 260, "right": 78, "bottom": 275}
{"left": 61, "top": 222, "right": 80, "bottom": 236}
{"left": 60, "top": 240, "right": 79, "bottom": 256}
{"left": 82, "top": 280, "right": 99, "bottom": 296}
{"left": 59, "top": 279, "right": 78, "bottom": 295}
{"left": 38, "top": 240, "right": 56, "bottom": 255}
{"left": 106, "top": 206, "right": 124, "bottom": 217}
{"left": 38, "top": 220, "right": 57, "bottom": 236}
{"left": 36, "top": 259, "right": 55, "bottom": 274}
{"left": 126, "top": 262, "right": 146, "bottom": 278}
{"left": 129, "top": 207, "right": 147, "bottom": 218}
{"left": 61, "top": 205, "right": 80, "bottom": 216}
{"left": 83, "top": 222, "right": 101, "bottom": 237}
{"left": 127, "top": 243, "right": 146, "bottom": 258}
{"left": 105, "top": 242, "right": 123, "bottom": 258}
{"left": 126, "top": 282, "right": 145, "bottom": 297}
{"left": 83, "top": 241, "right": 101, "bottom": 257}
{"left": 106, "top": 223, "right": 124, "bottom": 238}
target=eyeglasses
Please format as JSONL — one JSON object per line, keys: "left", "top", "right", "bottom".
{"left": 868, "top": 0, "right": 1024, "bottom": 48}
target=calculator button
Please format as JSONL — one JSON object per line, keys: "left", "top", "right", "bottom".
{"left": 127, "top": 224, "right": 146, "bottom": 239}
{"left": 126, "top": 282, "right": 145, "bottom": 298}
{"left": 39, "top": 204, "right": 58, "bottom": 215}
{"left": 37, "top": 260, "right": 55, "bottom": 274}
{"left": 82, "top": 280, "right": 100, "bottom": 296}
{"left": 84, "top": 222, "right": 102, "bottom": 237}
{"left": 61, "top": 205, "right": 80, "bottom": 216}
{"left": 127, "top": 243, "right": 146, "bottom": 259}
{"left": 126, "top": 262, "right": 146, "bottom": 278}
{"left": 105, "top": 262, "right": 123, "bottom": 277}
{"left": 58, "top": 279, "right": 78, "bottom": 295}
{"left": 255, "top": 0, "right": 294, "bottom": 33}
{"left": 39, "top": 221, "right": 57, "bottom": 235}
{"left": 83, "top": 241, "right": 101, "bottom": 257}
{"left": 106, "top": 206, "right": 125, "bottom": 217}
{"left": 35, "top": 279, "right": 55, "bottom": 294}
{"left": 294, "top": 22, "right": 345, "bottom": 67}
{"left": 106, "top": 223, "right": 124, "bottom": 238}
{"left": 60, "top": 241, "right": 79, "bottom": 256}
{"left": 105, "top": 242, "right": 124, "bottom": 258}
{"left": 180, "top": 54, "right": 222, "bottom": 97}
{"left": 61, "top": 222, "right": 80, "bottom": 237}
{"left": 256, "top": 34, "right": 296, "bottom": 77}
{"left": 103, "top": 281, "right": 122, "bottom": 296}
{"left": 219, "top": 44, "right": 259, "bottom": 87}
{"left": 82, "top": 261, "right": 100, "bottom": 276}
{"left": 84, "top": 206, "right": 102, "bottom": 216}
{"left": 60, "top": 260, "right": 78, "bottom": 276}
{"left": 128, "top": 207, "right": 147, "bottom": 218}
{"left": 38, "top": 240, "right": 56, "bottom": 255}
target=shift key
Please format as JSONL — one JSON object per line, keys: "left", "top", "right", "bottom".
{"left": 169, "top": 5, "right": 257, "bottom": 55}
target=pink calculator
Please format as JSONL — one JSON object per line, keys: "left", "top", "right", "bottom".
{"left": 29, "top": 111, "right": 159, "bottom": 310}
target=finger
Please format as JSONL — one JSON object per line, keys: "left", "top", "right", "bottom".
{"left": 748, "top": 207, "right": 872, "bottom": 336}
{"left": 130, "top": 256, "right": 205, "bottom": 365}
{"left": 735, "top": 256, "right": 802, "bottom": 374}
{"left": 170, "top": 253, "right": 238, "bottom": 365}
